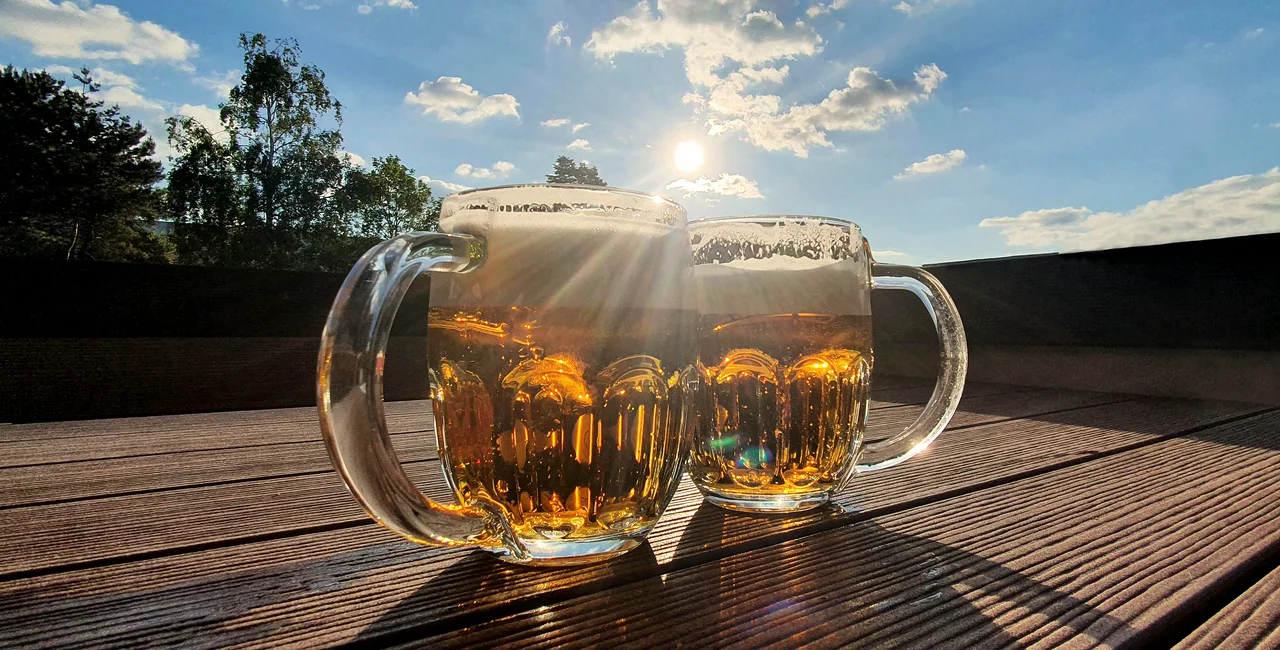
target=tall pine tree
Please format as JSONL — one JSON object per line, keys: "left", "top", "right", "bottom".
{"left": 0, "top": 66, "right": 169, "bottom": 262}
{"left": 546, "top": 155, "right": 607, "bottom": 186}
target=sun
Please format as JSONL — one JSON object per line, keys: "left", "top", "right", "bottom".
{"left": 673, "top": 141, "right": 704, "bottom": 173}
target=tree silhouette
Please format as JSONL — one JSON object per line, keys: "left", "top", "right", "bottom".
{"left": 546, "top": 155, "right": 607, "bottom": 186}
{"left": 166, "top": 33, "right": 347, "bottom": 270}
{"left": 0, "top": 66, "right": 170, "bottom": 262}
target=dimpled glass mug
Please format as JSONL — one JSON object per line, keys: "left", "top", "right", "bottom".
{"left": 686, "top": 215, "right": 967, "bottom": 513}
{"left": 319, "top": 185, "right": 696, "bottom": 566}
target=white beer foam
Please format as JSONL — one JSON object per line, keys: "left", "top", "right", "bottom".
{"left": 436, "top": 210, "right": 692, "bottom": 310}
{"left": 690, "top": 218, "right": 869, "bottom": 316}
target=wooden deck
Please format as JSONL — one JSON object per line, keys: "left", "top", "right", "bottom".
{"left": 2, "top": 379, "right": 1278, "bottom": 648}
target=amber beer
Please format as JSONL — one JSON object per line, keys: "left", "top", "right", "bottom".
{"left": 688, "top": 219, "right": 873, "bottom": 512}
{"left": 427, "top": 208, "right": 695, "bottom": 549}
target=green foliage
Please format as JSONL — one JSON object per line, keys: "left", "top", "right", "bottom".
{"left": 0, "top": 66, "right": 170, "bottom": 262}
{"left": 336, "top": 155, "right": 438, "bottom": 238}
{"left": 166, "top": 33, "right": 439, "bottom": 272}
{"left": 308, "top": 156, "right": 440, "bottom": 272}
{"left": 166, "top": 33, "right": 349, "bottom": 270}
{"left": 546, "top": 155, "right": 607, "bottom": 186}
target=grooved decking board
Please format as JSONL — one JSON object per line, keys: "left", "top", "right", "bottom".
{"left": 0, "top": 381, "right": 1029, "bottom": 511}
{"left": 1175, "top": 564, "right": 1280, "bottom": 649}
{"left": 864, "top": 386, "right": 1131, "bottom": 441}
{"left": 0, "top": 402, "right": 433, "bottom": 467}
{"left": 0, "top": 383, "right": 1033, "bottom": 507}
{"left": 0, "top": 460, "right": 450, "bottom": 579}
{"left": 869, "top": 381, "right": 1031, "bottom": 411}
{"left": 0, "top": 432, "right": 435, "bottom": 509}
{"left": 0, "top": 399, "right": 431, "bottom": 442}
{"left": 420, "top": 411, "right": 1280, "bottom": 649}
{"left": 0, "top": 387, "right": 1124, "bottom": 577}
{"left": 0, "top": 398, "right": 1262, "bottom": 647}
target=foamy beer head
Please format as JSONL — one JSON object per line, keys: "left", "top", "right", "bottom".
{"left": 437, "top": 185, "right": 690, "bottom": 311}
{"left": 688, "top": 216, "right": 870, "bottom": 317}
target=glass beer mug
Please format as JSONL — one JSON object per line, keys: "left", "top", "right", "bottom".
{"left": 687, "top": 215, "right": 967, "bottom": 513}
{"left": 319, "top": 185, "right": 696, "bottom": 565}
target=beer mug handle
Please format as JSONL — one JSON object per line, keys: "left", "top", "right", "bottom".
{"left": 317, "top": 232, "right": 529, "bottom": 560}
{"left": 858, "top": 262, "right": 968, "bottom": 471}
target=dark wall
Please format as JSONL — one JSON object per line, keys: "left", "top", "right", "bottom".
{"left": 0, "top": 260, "right": 434, "bottom": 422}
{"left": 3, "top": 233, "right": 1277, "bottom": 421}
{"left": 873, "top": 233, "right": 1280, "bottom": 351}
{"left": 0, "top": 260, "right": 432, "bottom": 338}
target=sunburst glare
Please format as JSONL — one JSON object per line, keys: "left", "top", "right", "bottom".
{"left": 673, "top": 141, "right": 704, "bottom": 173}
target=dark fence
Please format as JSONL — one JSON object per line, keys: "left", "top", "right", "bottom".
{"left": 872, "top": 233, "right": 1280, "bottom": 404}
{"left": 2, "top": 232, "right": 1277, "bottom": 421}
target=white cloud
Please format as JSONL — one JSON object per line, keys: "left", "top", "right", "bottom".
{"left": 959, "top": 106, "right": 970, "bottom": 112}
{"left": 572, "top": 122, "right": 589, "bottom": 132}
{"left": 588, "top": 0, "right": 944, "bottom": 156}
{"left": 49, "top": 66, "right": 164, "bottom": 112}
{"left": 418, "top": 176, "right": 472, "bottom": 194}
{"left": 893, "top": 0, "right": 965, "bottom": 17}
{"left": 666, "top": 172, "right": 764, "bottom": 198}
{"left": 195, "top": 70, "right": 238, "bottom": 99}
{"left": 1245, "top": 27, "right": 1264, "bottom": 39}
{"left": 547, "top": 21, "right": 571, "bottom": 47}
{"left": 454, "top": 160, "right": 515, "bottom": 179}
{"left": 587, "top": 0, "right": 822, "bottom": 86}
{"left": 98, "top": 84, "right": 163, "bottom": 111}
{"left": 341, "top": 151, "right": 367, "bottom": 167}
{"left": 174, "top": 104, "right": 224, "bottom": 138}
{"left": 1271, "top": 123, "right": 1280, "bottom": 129}
{"left": 805, "top": 0, "right": 851, "bottom": 18}
{"left": 872, "top": 250, "right": 907, "bottom": 258}
{"left": 567, "top": 139, "right": 591, "bottom": 150}
{"left": 404, "top": 76, "right": 519, "bottom": 124}
{"left": 979, "top": 168, "right": 1280, "bottom": 251}
{"left": 358, "top": 0, "right": 415, "bottom": 12}
{"left": 0, "top": 0, "right": 197, "bottom": 67}
{"left": 541, "top": 117, "right": 570, "bottom": 127}
{"left": 894, "top": 149, "right": 967, "bottom": 179}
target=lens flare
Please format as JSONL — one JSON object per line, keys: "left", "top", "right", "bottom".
{"left": 674, "top": 141, "right": 704, "bottom": 172}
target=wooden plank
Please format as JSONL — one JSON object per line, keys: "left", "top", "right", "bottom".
{"left": 0, "top": 383, "right": 1030, "bottom": 507}
{"left": 0, "top": 399, "right": 429, "bottom": 442}
{"left": 0, "top": 402, "right": 433, "bottom": 468}
{"left": 0, "top": 387, "right": 1125, "bottom": 577}
{"left": 0, "top": 398, "right": 1262, "bottom": 647}
{"left": 420, "top": 410, "right": 1280, "bottom": 649}
{"left": 0, "top": 431, "right": 435, "bottom": 509}
{"left": 869, "top": 380, "right": 1035, "bottom": 411}
{"left": 1175, "top": 564, "right": 1280, "bottom": 650}
{"left": 864, "top": 386, "right": 1132, "bottom": 441}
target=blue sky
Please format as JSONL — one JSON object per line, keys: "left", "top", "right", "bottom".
{"left": 1, "top": 0, "right": 1277, "bottom": 263}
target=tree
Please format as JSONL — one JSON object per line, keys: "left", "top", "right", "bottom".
{"left": 0, "top": 66, "right": 170, "bottom": 262}
{"left": 310, "top": 155, "right": 440, "bottom": 272}
{"left": 336, "top": 156, "right": 437, "bottom": 239}
{"left": 166, "top": 33, "right": 346, "bottom": 270}
{"left": 546, "top": 155, "right": 607, "bottom": 186}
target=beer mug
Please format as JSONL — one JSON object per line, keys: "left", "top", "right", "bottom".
{"left": 319, "top": 185, "right": 696, "bottom": 566}
{"left": 687, "top": 215, "right": 967, "bottom": 513}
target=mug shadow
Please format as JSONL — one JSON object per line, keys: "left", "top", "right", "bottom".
{"left": 357, "top": 500, "right": 1139, "bottom": 648}
{"left": 351, "top": 541, "right": 661, "bottom": 645}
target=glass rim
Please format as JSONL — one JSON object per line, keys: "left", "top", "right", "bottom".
{"left": 688, "top": 214, "right": 860, "bottom": 230}
{"left": 443, "top": 183, "right": 686, "bottom": 215}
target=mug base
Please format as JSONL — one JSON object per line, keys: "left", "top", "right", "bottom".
{"left": 699, "top": 489, "right": 831, "bottom": 514}
{"left": 496, "top": 534, "right": 646, "bottom": 567}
